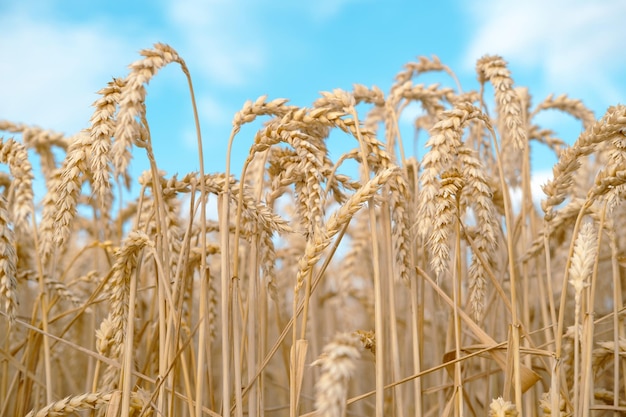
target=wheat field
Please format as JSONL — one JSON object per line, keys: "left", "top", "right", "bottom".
{"left": 1, "top": 43, "right": 625, "bottom": 417}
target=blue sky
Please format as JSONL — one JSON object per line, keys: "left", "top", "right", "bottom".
{"left": 1, "top": 0, "right": 625, "bottom": 189}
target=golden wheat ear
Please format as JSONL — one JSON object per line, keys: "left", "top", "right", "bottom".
{"left": 312, "top": 333, "right": 361, "bottom": 417}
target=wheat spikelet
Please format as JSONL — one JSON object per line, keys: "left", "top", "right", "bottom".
{"left": 310, "top": 89, "right": 394, "bottom": 172}
{"left": 38, "top": 168, "right": 69, "bottom": 261}
{"left": 294, "top": 167, "right": 397, "bottom": 295}
{"left": 0, "top": 172, "right": 10, "bottom": 196}
{"left": 352, "top": 84, "right": 385, "bottom": 107}
{"left": 248, "top": 109, "right": 330, "bottom": 239}
{"left": 0, "top": 120, "right": 69, "bottom": 148}
{"left": 99, "top": 230, "right": 153, "bottom": 389}
{"left": 528, "top": 125, "right": 568, "bottom": 155}
{"left": 291, "top": 129, "right": 327, "bottom": 238}
{"left": 43, "top": 276, "right": 83, "bottom": 307}
{"left": 266, "top": 142, "right": 357, "bottom": 208}
{"left": 45, "top": 131, "right": 90, "bottom": 254}
{"left": 249, "top": 115, "right": 292, "bottom": 157}
{"left": 0, "top": 120, "right": 69, "bottom": 181}
{"left": 428, "top": 169, "right": 463, "bottom": 277}
{"left": 389, "top": 81, "right": 454, "bottom": 119}
{"left": 476, "top": 55, "right": 526, "bottom": 150}
{"left": 476, "top": 55, "right": 526, "bottom": 189}
{"left": 459, "top": 146, "right": 498, "bottom": 320}
{"left": 24, "top": 390, "right": 151, "bottom": 417}
{"left": 0, "top": 137, "right": 35, "bottom": 232}
{"left": 312, "top": 332, "right": 361, "bottom": 417}
{"left": 88, "top": 77, "right": 125, "bottom": 225}
{"left": 594, "top": 388, "right": 626, "bottom": 408}
{"left": 592, "top": 336, "right": 626, "bottom": 394}
{"left": 266, "top": 148, "right": 301, "bottom": 207}
{"left": 394, "top": 55, "right": 461, "bottom": 90}
{"left": 417, "top": 102, "right": 490, "bottom": 239}
{"left": 522, "top": 198, "right": 589, "bottom": 262}
{"left": 539, "top": 391, "right": 570, "bottom": 416}
{"left": 386, "top": 81, "right": 455, "bottom": 156}
{"left": 95, "top": 316, "right": 115, "bottom": 357}
{"left": 0, "top": 194, "right": 17, "bottom": 326}
{"left": 531, "top": 93, "right": 596, "bottom": 130}
{"left": 489, "top": 397, "right": 518, "bottom": 417}
{"left": 589, "top": 167, "right": 626, "bottom": 209}
{"left": 112, "top": 43, "right": 185, "bottom": 185}
{"left": 147, "top": 172, "right": 291, "bottom": 234}
{"left": 542, "top": 104, "right": 626, "bottom": 221}
{"left": 259, "top": 226, "right": 279, "bottom": 302}
{"left": 353, "top": 329, "right": 376, "bottom": 355}
{"left": 568, "top": 222, "right": 596, "bottom": 298}
{"left": 25, "top": 392, "right": 112, "bottom": 417}
{"left": 588, "top": 133, "right": 626, "bottom": 211}
{"left": 161, "top": 176, "right": 184, "bottom": 272}
{"left": 232, "top": 95, "right": 293, "bottom": 138}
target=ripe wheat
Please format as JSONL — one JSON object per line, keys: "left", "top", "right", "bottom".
{"left": 1, "top": 45, "right": 625, "bottom": 417}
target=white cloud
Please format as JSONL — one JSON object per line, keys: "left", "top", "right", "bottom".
{"left": 0, "top": 8, "right": 139, "bottom": 134}
{"left": 462, "top": 0, "right": 626, "bottom": 108}
{"left": 180, "top": 127, "right": 203, "bottom": 152}
{"left": 165, "top": 0, "right": 371, "bottom": 86}
{"left": 510, "top": 169, "right": 554, "bottom": 213}
{"left": 198, "top": 95, "right": 233, "bottom": 126}
{"left": 398, "top": 101, "right": 424, "bottom": 127}
{"left": 166, "top": 0, "right": 267, "bottom": 86}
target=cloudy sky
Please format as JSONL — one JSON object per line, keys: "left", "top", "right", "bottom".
{"left": 1, "top": 0, "right": 625, "bottom": 183}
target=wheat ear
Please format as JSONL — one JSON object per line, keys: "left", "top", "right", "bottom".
{"left": 0, "top": 137, "right": 35, "bottom": 232}
{"left": 312, "top": 332, "right": 361, "bottom": 417}
{"left": 99, "top": 230, "right": 153, "bottom": 389}
{"left": 568, "top": 221, "right": 596, "bottom": 412}
{"left": 476, "top": 55, "right": 526, "bottom": 150}
{"left": 0, "top": 194, "right": 17, "bottom": 327}
{"left": 394, "top": 55, "right": 462, "bottom": 91}
{"left": 294, "top": 167, "right": 398, "bottom": 295}
{"left": 542, "top": 105, "right": 626, "bottom": 221}
{"left": 0, "top": 120, "right": 69, "bottom": 181}
{"left": 24, "top": 390, "right": 151, "bottom": 417}
{"left": 458, "top": 145, "right": 498, "bottom": 320}
{"left": 112, "top": 43, "right": 184, "bottom": 185}
{"left": 89, "top": 77, "right": 125, "bottom": 223}
{"left": 531, "top": 93, "right": 596, "bottom": 130}
{"left": 489, "top": 397, "right": 518, "bottom": 417}
{"left": 49, "top": 131, "right": 90, "bottom": 251}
